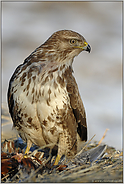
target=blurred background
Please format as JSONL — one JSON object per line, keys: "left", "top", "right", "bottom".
{"left": 2, "top": 2, "right": 122, "bottom": 150}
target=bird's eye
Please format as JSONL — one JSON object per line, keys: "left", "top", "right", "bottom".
{"left": 70, "top": 39, "right": 76, "bottom": 45}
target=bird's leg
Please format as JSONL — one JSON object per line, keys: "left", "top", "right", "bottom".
{"left": 24, "top": 140, "right": 32, "bottom": 157}
{"left": 54, "top": 154, "right": 61, "bottom": 165}
{"left": 25, "top": 146, "right": 30, "bottom": 155}
{"left": 54, "top": 130, "right": 77, "bottom": 165}
{"left": 54, "top": 133, "right": 65, "bottom": 165}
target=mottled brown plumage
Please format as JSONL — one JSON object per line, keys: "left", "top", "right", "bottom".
{"left": 8, "top": 30, "right": 91, "bottom": 164}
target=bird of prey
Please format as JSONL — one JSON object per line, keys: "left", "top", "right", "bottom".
{"left": 8, "top": 30, "right": 91, "bottom": 165}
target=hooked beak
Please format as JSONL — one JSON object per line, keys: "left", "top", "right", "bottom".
{"left": 83, "top": 41, "right": 91, "bottom": 53}
{"left": 85, "top": 44, "right": 91, "bottom": 53}
{"left": 74, "top": 42, "right": 91, "bottom": 53}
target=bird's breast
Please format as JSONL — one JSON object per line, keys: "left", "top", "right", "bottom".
{"left": 10, "top": 62, "right": 72, "bottom": 132}
{"left": 37, "top": 70, "right": 69, "bottom": 128}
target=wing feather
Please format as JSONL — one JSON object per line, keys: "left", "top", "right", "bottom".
{"left": 66, "top": 70, "right": 87, "bottom": 141}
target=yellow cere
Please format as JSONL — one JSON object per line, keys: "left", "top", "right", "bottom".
{"left": 84, "top": 41, "right": 88, "bottom": 47}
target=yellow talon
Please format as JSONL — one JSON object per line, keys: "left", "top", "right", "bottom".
{"left": 24, "top": 146, "right": 30, "bottom": 158}
{"left": 54, "top": 154, "right": 61, "bottom": 165}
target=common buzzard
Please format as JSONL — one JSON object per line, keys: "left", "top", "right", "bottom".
{"left": 8, "top": 30, "right": 91, "bottom": 165}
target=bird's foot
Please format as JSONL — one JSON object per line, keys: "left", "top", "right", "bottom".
{"left": 24, "top": 146, "right": 30, "bottom": 158}
{"left": 54, "top": 154, "right": 61, "bottom": 165}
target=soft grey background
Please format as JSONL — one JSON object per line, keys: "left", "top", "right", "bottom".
{"left": 2, "top": 2, "right": 122, "bottom": 150}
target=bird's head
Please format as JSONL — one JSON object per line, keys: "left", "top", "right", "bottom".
{"left": 24, "top": 30, "right": 91, "bottom": 65}
{"left": 42, "top": 30, "right": 91, "bottom": 63}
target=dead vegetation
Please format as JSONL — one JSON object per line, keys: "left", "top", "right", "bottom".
{"left": 1, "top": 137, "right": 123, "bottom": 183}
{"left": 1, "top": 107, "right": 123, "bottom": 183}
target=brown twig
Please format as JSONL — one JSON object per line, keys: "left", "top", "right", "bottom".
{"left": 97, "top": 128, "right": 109, "bottom": 146}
